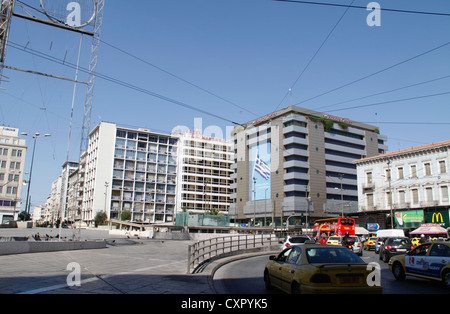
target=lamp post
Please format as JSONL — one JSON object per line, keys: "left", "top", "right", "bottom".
{"left": 21, "top": 132, "right": 51, "bottom": 214}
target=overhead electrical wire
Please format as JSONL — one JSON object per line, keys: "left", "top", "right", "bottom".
{"left": 275, "top": 0, "right": 356, "bottom": 111}
{"left": 273, "top": 0, "right": 450, "bottom": 17}
{"left": 7, "top": 41, "right": 243, "bottom": 126}
{"left": 14, "top": 0, "right": 257, "bottom": 118}
{"left": 294, "top": 40, "right": 450, "bottom": 107}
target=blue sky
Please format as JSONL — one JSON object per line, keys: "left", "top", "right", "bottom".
{"left": 1, "top": 0, "right": 449, "bottom": 208}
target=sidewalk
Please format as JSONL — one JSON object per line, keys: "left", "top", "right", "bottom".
{"left": 0, "top": 227, "right": 214, "bottom": 294}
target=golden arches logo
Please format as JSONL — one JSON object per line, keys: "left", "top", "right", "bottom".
{"left": 432, "top": 212, "right": 444, "bottom": 223}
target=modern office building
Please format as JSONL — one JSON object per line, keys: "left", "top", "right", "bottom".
{"left": 0, "top": 126, "right": 27, "bottom": 223}
{"left": 175, "top": 129, "right": 233, "bottom": 215}
{"left": 229, "top": 105, "right": 388, "bottom": 228}
{"left": 354, "top": 140, "right": 450, "bottom": 232}
{"left": 82, "top": 122, "right": 179, "bottom": 225}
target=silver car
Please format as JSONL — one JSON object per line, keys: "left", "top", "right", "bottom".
{"left": 350, "top": 236, "right": 363, "bottom": 256}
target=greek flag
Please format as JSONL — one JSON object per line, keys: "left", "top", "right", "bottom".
{"left": 255, "top": 155, "right": 270, "bottom": 180}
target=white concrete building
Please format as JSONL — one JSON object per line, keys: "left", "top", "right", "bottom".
{"left": 175, "top": 129, "right": 233, "bottom": 215}
{"left": 354, "top": 140, "right": 450, "bottom": 231}
{"left": 83, "top": 122, "right": 179, "bottom": 225}
{"left": 0, "top": 126, "right": 27, "bottom": 223}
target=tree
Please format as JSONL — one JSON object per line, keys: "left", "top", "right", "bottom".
{"left": 18, "top": 211, "right": 30, "bottom": 221}
{"left": 120, "top": 210, "right": 131, "bottom": 221}
{"left": 94, "top": 211, "right": 107, "bottom": 227}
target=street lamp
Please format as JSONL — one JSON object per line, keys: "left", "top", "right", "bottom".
{"left": 21, "top": 132, "right": 51, "bottom": 214}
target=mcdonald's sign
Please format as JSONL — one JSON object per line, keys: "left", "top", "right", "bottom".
{"left": 426, "top": 210, "right": 449, "bottom": 228}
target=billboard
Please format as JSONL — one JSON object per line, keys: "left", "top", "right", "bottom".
{"left": 394, "top": 210, "right": 424, "bottom": 229}
{"left": 250, "top": 141, "right": 271, "bottom": 200}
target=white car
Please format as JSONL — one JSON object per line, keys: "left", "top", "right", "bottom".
{"left": 280, "top": 235, "right": 311, "bottom": 250}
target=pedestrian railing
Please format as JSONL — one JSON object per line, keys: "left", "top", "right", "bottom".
{"left": 187, "top": 233, "right": 279, "bottom": 273}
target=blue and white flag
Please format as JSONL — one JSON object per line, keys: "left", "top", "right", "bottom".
{"left": 255, "top": 155, "right": 270, "bottom": 180}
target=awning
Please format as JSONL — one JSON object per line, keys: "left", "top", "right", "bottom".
{"left": 410, "top": 224, "right": 449, "bottom": 235}
{"left": 355, "top": 227, "right": 369, "bottom": 235}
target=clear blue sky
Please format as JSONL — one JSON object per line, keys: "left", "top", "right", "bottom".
{"left": 1, "top": 0, "right": 449, "bottom": 208}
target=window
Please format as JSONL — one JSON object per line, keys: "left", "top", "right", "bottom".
{"left": 411, "top": 189, "right": 419, "bottom": 204}
{"left": 425, "top": 187, "right": 433, "bottom": 203}
{"left": 424, "top": 163, "right": 431, "bottom": 176}
{"left": 366, "top": 172, "right": 373, "bottom": 184}
{"left": 439, "top": 160, "right": 447, "bottom": 174}
{"left": 0, "top": 161, "right": 5, "bottom": 169}
{"left": 410, "top": 165, "right": 417, "bottom": 178}
{"left": 385, "top": 169, "right": 391, "bottom": 181}
{"left": 398, "top": 190, "right": 406, "bottom": 205}
{"left": 397, "top": 167, "right": 404, "bottom": 180}
{"left": 441, "top": 186, "right": 449, "bottom": 202}
{"left": 429, "top": 244, "right": 450, "bottom": 257}
{"left": 366, "top": 193, "right": 374, "bottom": 208}
{"left": 386, "top": 192, "right": 392, "bottom": 207}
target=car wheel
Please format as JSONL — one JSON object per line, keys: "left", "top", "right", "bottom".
{"left": 264, "top": 270, "right": 273, "bottom": 291}
{"left": 291, "top": 282, "right": 301, "bottom": 294}
{"left": 442, "top": 270, "right": 450, "bottom": 289}
{"left": 392, "top": 262, "right": 405, "bottom": 280}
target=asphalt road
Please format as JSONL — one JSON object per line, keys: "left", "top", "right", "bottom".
{"left": 212, "top": 249, "right": 450, "bottom": 294}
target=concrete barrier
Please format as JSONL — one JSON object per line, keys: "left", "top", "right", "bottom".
{"left": 0, "top": 240, "right": 107, "bottom": 255}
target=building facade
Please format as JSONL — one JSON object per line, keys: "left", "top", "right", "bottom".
{"left": 229, "top": 105, "right": 387, "bottom": 228}
{"left": 175, "top": 129, "right": 233, "bottom": 215}
{"left": 83, "top": 122, "right": 179, "bottom": 225}
{"left": 0, "top": 126, "right": 27, "bottom": 223}
{"left": 354, "top": 140, "right": 450, "bottom": 232}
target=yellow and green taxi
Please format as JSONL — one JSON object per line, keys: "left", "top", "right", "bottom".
{"left": 363, "top": 237, "right": 378, "bottom": 251}
{"left": 264, "top": 242, "right": 383, "bottom": 294}
{"left": 389, "top": 242, "right": 450, "bottom": 289}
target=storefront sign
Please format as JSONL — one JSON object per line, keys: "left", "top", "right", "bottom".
{"left": 394, "top": 210, "right": 424, "bottom": 228}
{"left": 426, "top": 210, "right": 449, "bottom": 228}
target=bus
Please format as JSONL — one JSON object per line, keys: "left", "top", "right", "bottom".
{"left": 313, "top": 217, "right": 356, "bottom": 240}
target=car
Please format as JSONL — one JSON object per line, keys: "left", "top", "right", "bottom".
{"left": 389, "top": 242, "right": 450, "bottom": 289}
{"left": 280, "top": 235, "right": 311, "bottom": 250}
{"left": 379, "top": 237, "right": 414, "bottom": 263}
{"left": 326, "top": 236, "right": 342, "bottom": 245}
{"left": 350, "top": 236, "right": 363, "bottom": 256}
{"left": 363, "top": 237, "right": 377, "bottom": 251}
{"left": 375, "top": 237, "right": 386, "bottom": 254}
{"left": 263, "top": 243, "right": 383, "bottom": 294}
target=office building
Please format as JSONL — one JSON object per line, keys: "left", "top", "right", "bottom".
{"left": 175, "top": 129, "right": 233, "bottom": 215}
{"left": 0, "top": 126, "right": 27, "bottom": 223}
{"left": 229, "top": 105, "right": 388, "bottom": 227}
{"left": 83, "top": 122, "right": 179, "bottom": 225}
{"left": 354, "top": 140, "right": 450, "bottom": 231}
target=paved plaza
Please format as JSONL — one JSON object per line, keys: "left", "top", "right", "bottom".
{"left": 0, "top": 227, "right": 214, "bottom": 294}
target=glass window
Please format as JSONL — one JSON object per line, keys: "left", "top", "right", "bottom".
{"left": 429, "top": 244, "right": 450, "bottom": 257}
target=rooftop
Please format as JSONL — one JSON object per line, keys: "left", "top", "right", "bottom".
{"left": 354, "top": 139, "right": 450, "bottom": 164}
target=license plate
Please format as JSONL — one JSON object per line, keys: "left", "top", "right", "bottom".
{"left": 398, "top": 249, "right": 406, "bottom": 252}
{"left": 339, "top": 277, "right": 360, "bottom": 285}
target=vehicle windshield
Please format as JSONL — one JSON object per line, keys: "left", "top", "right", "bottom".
{"left": 329, "top": 237, "right": 341, "bottom": 241}
{"left": 306, "top": 247, "right": 364, "bottom": 264}
{"left": 289, "top": 237, "right": 309, "bottom": 244}
{"left": 340, "top": 219, "right": 354, "bottom": 226}
{"left": 391, "top": 238, "right": 412, "bottom": 246}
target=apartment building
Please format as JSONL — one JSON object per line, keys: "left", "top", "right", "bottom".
{"left": 354, "top": 140, "right": 450, "bottom": 231}
{"left": 229, "top": 105, "right": 387, "bottom": 227}
{"left": 83, "top": 122, "right": 179, "bottom": 225}
{"left": 0, "top": 126, "right": 27, "bottom": 223}
{"left": 175, "top": 129, "right": 233, "bottom": 214}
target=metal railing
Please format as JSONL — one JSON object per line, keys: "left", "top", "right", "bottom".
{"left": 187, "top": 233, "right": 279, "bottom": 273}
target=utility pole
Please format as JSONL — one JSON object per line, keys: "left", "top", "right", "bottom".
{"left": 339, "top": 173, "right": 344, "bottom": 217}
{"left": 387, "top": 159, "right": 393, "bottom": 228}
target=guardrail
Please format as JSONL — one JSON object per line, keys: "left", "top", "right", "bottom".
{"left": 187, "top": 233, "right": 279, "bottom": 273}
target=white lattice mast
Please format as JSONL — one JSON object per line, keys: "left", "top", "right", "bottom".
{"left": 0, "top": 0, "right": 15, "bottom": 88}
{"left": 80, "top": 0, "right": 105, "bottom": 154}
